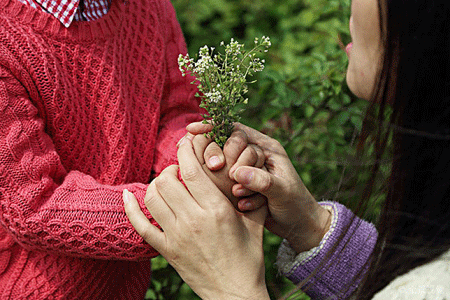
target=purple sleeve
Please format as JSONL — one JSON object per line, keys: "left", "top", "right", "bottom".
{"left": 276, "top": 201, "right": 378, "bottom": 299}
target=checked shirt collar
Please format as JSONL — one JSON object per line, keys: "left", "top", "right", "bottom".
{"left": 19, "top": 0, "right": 111, "bottom": 27}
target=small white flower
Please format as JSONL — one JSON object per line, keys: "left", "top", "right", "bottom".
{"left": 204, "top": 89, "right": 222, "bottom": 103}
{"left": 176, "top": 36, "right": 270, "bottom": 147}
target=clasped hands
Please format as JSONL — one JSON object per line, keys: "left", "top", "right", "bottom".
{"left": 123, "top": 122, "right": 331, "bottom": 299}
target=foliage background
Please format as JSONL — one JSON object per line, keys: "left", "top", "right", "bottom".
{"left": 146, "top": 0, "right": 382, "bottom": 299}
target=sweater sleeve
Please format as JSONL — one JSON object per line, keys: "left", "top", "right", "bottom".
{"left": 151, "top": 1, "right": 204, "bottom": 177}
{"left": 0, "top": 66, "right": 159, "bottom": 260}
{"left": 276, "top": 201, "right": 378, "bottom": 299}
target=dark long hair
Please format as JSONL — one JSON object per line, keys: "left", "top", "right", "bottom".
{"left": 354, "top": 0, "right": 450, "bottom": 298}
{"left": 280, "top": 1, "right": 450, "bottom": 299}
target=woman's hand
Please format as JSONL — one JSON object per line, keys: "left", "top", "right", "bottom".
{"left": 213, "top": 123, "right": 331, "bottom": 254}
{"left": 184, "top": 129, "right": 266, "bottom": 211}
{"left": 194, "top": 123, "right": 264, "bottom": 176}
{"left": 123, "top": 136, "right": 270, "bottom": 300}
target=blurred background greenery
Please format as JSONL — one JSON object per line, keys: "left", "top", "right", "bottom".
{"left": 146, "top": 0, "right": 383, "bottom": 299}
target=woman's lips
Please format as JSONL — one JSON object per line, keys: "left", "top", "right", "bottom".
{"left": 345, "top": 42, "right": 353, "bottom": 57}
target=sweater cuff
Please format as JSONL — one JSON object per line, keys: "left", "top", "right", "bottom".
{"left": 276, "top": 201, "right": 378, "bottom": 299}
{"left": 277, "top": 203, "right": 336, "bottom": 274}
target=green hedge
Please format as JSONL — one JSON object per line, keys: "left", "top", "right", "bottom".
{"left": 146, "top": 0, "right": 381, "bottom": 299}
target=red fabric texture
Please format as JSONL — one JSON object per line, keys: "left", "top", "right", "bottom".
{"left": 0, "top": 0, "right": 202, "bottom": 298}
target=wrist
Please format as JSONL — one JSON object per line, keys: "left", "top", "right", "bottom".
{"left": 202, "top": 286, "right": 270, "bottom": 300}
{"left": 198, "top": 275, "right": 270, "bottom": 300}
{"left": 286, "top": 205, "right": 332, "bottom": 254}
{"left": 206, "top": 289, "right": 270, "bottom": 300}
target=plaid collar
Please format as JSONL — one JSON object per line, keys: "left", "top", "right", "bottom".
{"left": 34, "top": 0, "right": 80, "bottom": 27}
{"left": 20, "top": 0, "right": 111, "bottom": 27}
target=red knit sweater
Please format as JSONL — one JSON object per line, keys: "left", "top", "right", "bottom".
{"left": 0, "top": 0, "right": 202, "bottom": 298}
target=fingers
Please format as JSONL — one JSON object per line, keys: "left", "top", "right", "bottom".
{"left": 186, "top": 121, "right": 213, "bottom": 134}
{"left": 233, "top": 166, "right": 284, "bottom": 200}
{"left": 229, "top": 144, "right": 265, "bottom": 179}
{"left": 203, "top": 142, "right": 225, "bottom": 170}
{"left": 123, "top": 189, "right": 166, "bottom": 251}
{"left": 153, "top": 164, "right": 200, "bottom": 211}
{"left": 252, "top": 145, "right": 266, "bottom": 168}
{"left": 145, "top": 176, "right": 175, "bottom": 223}
{"left": 232, "top": 183, "right": 255, "bottom": 198}
{"left": 222, "top": 129, "right": 248, "bottom": 166}
{"left": 242, "top": 204, "right": 269, "bottom": 229}
{"left": 176, "top": 132, "right": 194, "bottom": 148}
{"left": 233, "top": 123, "right": 271, "bottom": 145}
{"left": 182, "top": 132, "right": 226, "bottom": 170}
{"left": 190, "top": 134, "right": 211, "bottom": 164}
{"left": 177, "top": 136, "right": 224, "bottom": 207}
{"left": 233, "top": 123, "right": 284, "bottom": 155}
{"left": 237, "top": 194, "right": 267, "bottom": 212}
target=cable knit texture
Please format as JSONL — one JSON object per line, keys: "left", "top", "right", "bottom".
{"left": 277, "top": 201, "right": 378, "bottom": 299}
{"left": 0, "top": 0, "right": 202, "bottom": 298}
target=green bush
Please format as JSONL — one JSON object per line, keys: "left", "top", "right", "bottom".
{"left": 147, "top": 0, "right": 384, "bottom": 299}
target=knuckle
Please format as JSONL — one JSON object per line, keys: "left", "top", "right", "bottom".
{"left": 240, "top": 146, "right": 258, "bottom": 166}
{"left": 261, "top": 138, "right": 284, "bottom": 155}
{"left": 180, "top": 165, "right": 200, "bottom": 182}
{"left": 212, "top": 204, "right": 232, "bottom": 222}
{"left": 247, "top": 145, "right": 258, "bottom": 158}
{"left": 224, "top": 136, "right": 247, "bottom": 158}
{"left": 144, "top": 189, "right": 159, "bottom": 208}
{"left": 228, "top": 136, "right": 246, "bottom": 148}
{"left": 268, "top": 138, "right": 282, "bottom": 150}
{"left": 250, "top": 143, "right": 264, "bottom": 156}
{"left": 252, "top": 144, "right": 264, "bottom": 156}
{"left": 259, "top": 173, "right": 273, "bottom": 193}
{"left": 186, "top": 218, "right": 203, "bottom": 234}
{"left": 228, "top": 130, "right": 248, "bottom": 146}
{"left": 154, "top": 172, "right": 170, "bottom": 188}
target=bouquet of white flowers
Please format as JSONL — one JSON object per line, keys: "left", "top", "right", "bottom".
{"left": 178, "top": 37, "right": 271, "bottom": 147}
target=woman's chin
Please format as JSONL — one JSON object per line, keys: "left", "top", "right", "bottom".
{"left": 346, "top": 71, "right": 370, "bottom": 101}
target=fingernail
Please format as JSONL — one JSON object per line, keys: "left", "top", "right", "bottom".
{"left": 235, "top": 168, "right": 253, "bottom": 184}
{"left": 234, "top": 188, "right": 246, "bottom": 197}
{"left": 123, "top": 189, "right": 130, "bottom": 204}
{"left": 209, "top": 156, "right": 221, "bottom": 168}
{"left": 239, "top": 201, "right": 253, "bottom": 211}
{"left": 243, "top": 202, "right": 253, "bottom": 210}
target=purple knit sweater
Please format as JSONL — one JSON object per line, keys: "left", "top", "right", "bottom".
{"left": 277, "top": 201, "right": 378, "bottom": 299}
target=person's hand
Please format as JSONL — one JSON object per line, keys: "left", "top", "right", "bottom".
{"left": 123, "top": 136, "right": 270, "bottom": 300}
{"left": 219, "top": 123, "right": 331, "bottom": 254}
{"left": 194, "top": 123, "right": 264, "bottom": 176}
{"left": 182, "top": 128, "right": 266, "bottom": 211}
{"left": 186, "top": 122, "right": 267, "bottom": 209}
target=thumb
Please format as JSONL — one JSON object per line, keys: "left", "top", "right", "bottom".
{"left": 234, "top": 166, "right": 284, "bottom": 200}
